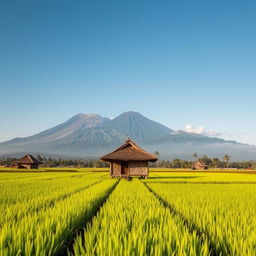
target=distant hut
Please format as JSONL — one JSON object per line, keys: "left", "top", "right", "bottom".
{"left": 192, "top": 161, "right": 208, "bottom": 170}
{"left": 11, "top": 154, "right": 42, "bottom": 169}
{"left": 101, "top": 138, "right": 158, "bottom": 178}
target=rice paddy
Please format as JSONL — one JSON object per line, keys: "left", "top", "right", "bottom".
{"left": 1, "top": 170, "right": 256, "bottom": 255}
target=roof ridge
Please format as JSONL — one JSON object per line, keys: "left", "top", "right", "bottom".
{"left": 12, "top": 154, "right": 42, "bottom": 164}
{"left": 27, "top": 154, "right": 33, "bottom": 163}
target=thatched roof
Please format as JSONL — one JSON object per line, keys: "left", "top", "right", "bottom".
{"left": 12, "top": 154, "right": 42, "bottom": 164}
{"left": 101, "top": 139, "right": 158, "bottom": 162}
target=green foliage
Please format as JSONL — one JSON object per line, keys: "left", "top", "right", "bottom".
{"left": 0, "top": 156, "right": 108, "bottom": 168}
{"left": 0, "top": 173, "right": 117, "bottom": 255}
{"left": 71, "top": 179, "right": 209, "bottom": 256}
{"left": 2, "top": 172, "right": 256, "bottom": 255}
{"left": 0, "top": 173, "right": 107, "bottom": 226}
{"left": 147, "top": 181, "right": 256, "bottom": 255}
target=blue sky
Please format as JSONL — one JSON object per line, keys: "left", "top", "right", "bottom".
{"left": 0, "top": 0, "right": 256, "bottom": 144}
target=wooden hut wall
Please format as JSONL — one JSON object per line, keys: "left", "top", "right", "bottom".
{"left": 12, "top": 163, "right": 39, "bottom": 169}
{"left": 128, "top": 161, "right": 148, "bottom": 176}
{"left": 112, "top": 161, "right": 122, "bottom": 175}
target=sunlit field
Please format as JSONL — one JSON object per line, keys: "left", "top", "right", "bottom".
{"left": 1, "top": 170, "right": 256, "bottom": 255}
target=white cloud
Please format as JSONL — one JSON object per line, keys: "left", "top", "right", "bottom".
{"left": 184, "top": 124, "right": 222, "bottom": 137}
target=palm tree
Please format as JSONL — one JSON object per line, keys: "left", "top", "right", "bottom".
{"left": 223, "top": 154, "right": 231, "bottom": 168}
{"left": 154, "top": 151, "right": 160, "bottom": 167}
{"left": 193, "top": 153, "right": 198, "bottom": 161}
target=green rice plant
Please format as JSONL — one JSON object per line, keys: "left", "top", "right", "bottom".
{"left": 2, "top": 171, "right": 256, "bottom": 256}
{"left": 0, "top": 178, "right": 117, "bottom": 256}
{"left": 71, "top": 179, "right": 210, "bottom": 256}
{"left": 0, "top": 172, "right": 85, "bottom": 182}
{"left": 0, "top": 173, "right": 107, "bottom": 226}
{"left": 0, "top": 173, "right": 106, "bottom": 205}
{"left": 148, "top": 171, "right": 256, "bottom": 183}
{"left": 147, "top": 182, "right": 256, "bottom": 255}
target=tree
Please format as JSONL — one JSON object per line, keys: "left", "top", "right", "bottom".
{"left": 212, "top": 158, "right": 220, "bottom": 168}
{"left": 37, "top": 154, "right": 43, "bottom": 161}
{"left": 199, "top": 155, "right": 212, "bottom": 167}
{"left": 223, "top": 154, "right": 231, "bottom": 168}
{"left": 172, "top": 159, "right": 181, "bottom": 168}
{"left": 193, "top": 153, "right": 198, "bottom": 161}
{"left": 154, "top": 151, "right": 160, "bottom": 167}
{"left": 154, "top": 151, "right": 160, "bottom": 158}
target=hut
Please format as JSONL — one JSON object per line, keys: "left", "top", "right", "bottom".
{"left": 11, "top": 154, "right": 42, "bottom": 169}
{"left": 192, "top": 161, "right": 208, "bottom": 170}
{"left": 101, "top": 138, "right": 158, "bottom": 178}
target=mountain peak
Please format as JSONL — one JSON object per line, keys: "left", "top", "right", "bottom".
{"left": 70, "top": 113, "right": 101, "bottom": 120}
{"left": 70, "top": 113, "right": 86, "bottom": 120}
{"left": 114, "top": 111, "right": 151, "bottom": 120}
{"left": 104, "top": 111, "right": 173, "bottom": 142}
{"left": 67, "top": 113, "right": 110, "bottom": 129}
{"left": 121, "top": 111, "right": 141, "bottom": 115}
{"left": 85, "top": 114, "right": 101, "bottom": 118}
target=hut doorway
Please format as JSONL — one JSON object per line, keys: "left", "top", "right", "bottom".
{"left": 121, "top": 162, "right": 129, "bottom": 176}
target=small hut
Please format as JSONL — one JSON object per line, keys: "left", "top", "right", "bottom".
{"left": 11, "top": 154, "right": 42, "bottom": 169}
{"left": 192, "top": 161, "right": 208, "bottom": 170}
{"left": 101, "top": 139, "right": 158, "bottom": 178}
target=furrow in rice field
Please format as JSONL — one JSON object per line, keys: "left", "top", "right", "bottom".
{"left": 0, "top": 178, "right": 105, "bottom": 226}
{"left": 142, "top": 181, "right": 219, "bottom": 256}
{"left": 0, "top": 178, "right": 118, "bottom": 256}
{"left": 0, "top": 173, "right": 106, "bottom": 205}
{"left": 64, "top": 179, "right": 120, "bottom": 256}
{"left": 69, "top": 179, "right": 210, "bottom": 256}
{"left": 145, "top": 182, "right": 256, "bottom": 255}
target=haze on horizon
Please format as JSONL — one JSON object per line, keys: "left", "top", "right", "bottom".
{"left": 0, "top": 1, "right": 255, "bottom": 145}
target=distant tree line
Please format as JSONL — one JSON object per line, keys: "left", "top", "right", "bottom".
{"left": 0, "top": 155, "right": 108, "bottom": 168}
{"left": 150, "top": 152, "right": 256, "bottom": 169}
{"left": 0, "top": 154, "right": 256, "bottom": 169}
{"left": 149, "top": 158, "right": 256, "bottom": 169}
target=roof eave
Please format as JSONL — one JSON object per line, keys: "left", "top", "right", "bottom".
{"left": 100, "top": 157, "right": 158, "bottom": 162}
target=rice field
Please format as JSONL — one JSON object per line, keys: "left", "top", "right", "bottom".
{"left": 1, "top": 170, "right": 256, "bottom": 255}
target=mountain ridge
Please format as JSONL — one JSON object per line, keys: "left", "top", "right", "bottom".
{"left": 0, "top": 111, "right": 255, "bottom": 160}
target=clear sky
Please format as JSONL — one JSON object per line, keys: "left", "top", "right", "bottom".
{"left": 0, "top": 0, "right": 256, "bottom": 144}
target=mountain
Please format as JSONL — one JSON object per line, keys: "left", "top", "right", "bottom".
{"left": 7, "top": 114, "right": 110, "bottom": 143}
{"left": 103, "top": 111, "right": 173, "bottom": 142}
{"left": 0, "top": 111, "right": 256, "bottom": 160}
